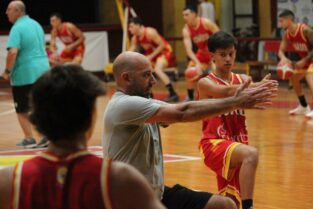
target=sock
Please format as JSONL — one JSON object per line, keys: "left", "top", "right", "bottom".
{"left": 187, "top": 89, "right": 194, "bottom": 100}
{"left": 242, "top": 199, "right": 253, "bottom": 209}
{"left": 166, "top": 83, "right": 176, "bottom": 96}
{"left": 298, "top": 95, "right": 307, "bottom": 107}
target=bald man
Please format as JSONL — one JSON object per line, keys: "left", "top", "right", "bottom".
{"left": 2, "top": 1, "right": 49, "bottom": 148}
{"left": 103, "top": 51, "right": 277, "bottom": 209}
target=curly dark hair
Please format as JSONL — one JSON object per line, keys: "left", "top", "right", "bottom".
{"left": 30, "top": 65, "right": 106, "bottom": 142}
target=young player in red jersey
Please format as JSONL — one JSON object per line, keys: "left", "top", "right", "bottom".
{"left": 197, "top": 31, "right": 278, "bottom": 209}
{"left": 0, "top": 65, "right": 165, "bottom": 209}
{"left": 50, "top": 13, "right": 85, "bottom": 65}
{"left": 182, "top": 5, "right": 219, "bottom": 101}
{"left": 278, "top": 10, "right": 313, "bottom": 118}
{"left": 128, "top": 17, "right": 179, "bottom": 102}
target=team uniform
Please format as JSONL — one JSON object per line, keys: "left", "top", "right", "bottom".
{"left": 187, "top": 18, "right": 214, "bottom": 69}
{"left": 10, "top": 150, "right": 113, "bottom": 209}
{"left": 285, "top": 23, "right": 313, "bottom": 73}
{"left": 56, "top": 23, "right": 85, "bottom": 62}
{"left": 199, "top": 72, "right": 247, "bottom": 207}
{"left": 135, "top": 27, "right": 176, "bottom": 68}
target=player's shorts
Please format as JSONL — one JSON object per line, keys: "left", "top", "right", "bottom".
{"left": 200, "top": 139, "right": 242, "bottom": 207}
{"left": 12, "top": 84, "right": 33, "bottom": 113}
{"left": 60, "top": 44, "right": 85, "bottom": 63}
{"left": 294, "top": 61, "right": 313, "bottom": 74}
{"left": 162, "top": 184, "right": 213, "bottom": 209}
{"left": 148, "top": 45, "right": 176, "bottom": 68}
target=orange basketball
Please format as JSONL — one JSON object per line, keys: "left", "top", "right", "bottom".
{"left": 277, "top": 62, "right": 293, "bottom": 80}
{"left": 184, "top": 67, "right": 200, "bottom": 80}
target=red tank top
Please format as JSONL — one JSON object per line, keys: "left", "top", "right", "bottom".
{"left": 188, "top": 18, "right": 213, "bottom": 51}
{"left": 57, "top": 23, "right": 80, "bottom": 45}
{"left": 201, "top": 73, "right": 248, "bottom": 144}
{"left": 10, "top": 151, "right": 113, "bottom": 209}
{"left": 286, "top": 23, "right": 312, "bottom": 59}
{"left": 136, "top": 27, "right": 171, "bottom": 55}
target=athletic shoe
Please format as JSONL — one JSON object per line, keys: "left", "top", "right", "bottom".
{"left": 36, "top": 137, "right": 49, "bottom": 148}
{"left": 16, "top": 138, "right": 37, "bottom": 148}
{"left": 183, "top": 96, "right": 194, "bottom": 102}
{"left": 163, "top": 94, "right": 179, "bottom": 103}
{"left": 305, "top": 110, "right": 313, "bottom": 119}
{"left": 289, "top": 105, "right": 311, "bottom": 115}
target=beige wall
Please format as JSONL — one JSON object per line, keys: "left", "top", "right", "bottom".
{"left": 258, "top": 0, "right": 272, "bottom": 37}
{"left": 162, "top": 0, "right": 186, "bottom": 63}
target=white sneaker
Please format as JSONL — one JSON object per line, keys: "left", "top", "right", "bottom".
{"left": 305, "top": 110, "right": 313, "bottom": 119}
{"left": 289, "top": 105, "right": 311, "bottom": 115}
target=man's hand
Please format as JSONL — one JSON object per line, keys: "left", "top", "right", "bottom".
{"left": 1, "top": 71, "right": 10, "bottom": 81}
{"left": 280, "top": 57, "right": 292, "bottom": 65}
{"left": 294, "top": 59, "right": 307, "bottom": 70}
{"left": 234, "top": 78, "right": 278, "bottom": 109}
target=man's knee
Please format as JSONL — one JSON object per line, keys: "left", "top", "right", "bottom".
{"left": 243, "top": 146, "right": 259, "bottom": 167}
{"left": 204, "top": 195, "right": 237, "bottom": 209}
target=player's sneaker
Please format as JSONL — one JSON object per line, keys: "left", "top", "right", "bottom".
{"left": 36, "top": 137, "right": 49, "bottom": 148}
{"left": 16, "top": 138, "right": 37, "bottom": 148}
{"left": 163, "top": 94, "right": 179, "bottom": 103}
{"left": 289, "top": 105, "right": 311, "bottom": 115}
{"left": 305, "top": 110, "right": 313, "bottom": 119}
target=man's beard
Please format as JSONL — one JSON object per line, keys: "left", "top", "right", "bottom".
{"left": 128, "top": 82, "right": 152, "bottom": 98}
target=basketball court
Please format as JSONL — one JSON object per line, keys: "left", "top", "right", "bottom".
{"left": 1, "top": 0, "right": 313, "bottom": 208}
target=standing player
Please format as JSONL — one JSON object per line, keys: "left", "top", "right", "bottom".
{"left": 128, "top": 17, "right": 179, "bottom": 102}
{"left": 278, "top": 9, "right": 313, "bottom": 118}
{"left": 182, "top": 5, "right": 219, "bottom": 101}
{"left": 0, "top": 65, "right": 165, "bottom": 209}
{"left": 197, "top": 32, "right": 278, "bottom": 209}
{"left": 50, "top": 13, "right": 85, "bottom": 65}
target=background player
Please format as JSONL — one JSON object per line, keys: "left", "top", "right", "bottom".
{"left": 128, "top": 17, "right": 179, "bottom": 102}
{"left": 0, "top": 65, "right": 165, "bottom": 209}
{"left": 182, "top": 5, "right": 219, "bottom": 101}
{"left": 278, "top": 9, "right": 313, "bottom": 118}
{"left": 197, "top": 31, "right": 278, "bottom": 209}
{"left": 50, "top": 13, "right": 85, "bottom": 65}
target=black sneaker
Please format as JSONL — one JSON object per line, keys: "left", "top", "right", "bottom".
{"left": 16, "top": 138, "right": 37, "bottom": 148}
{"left": 36, "top": 137, "right": 49, "bottom": 148}
{"left": 163, "top": 94, "right": 179, "bottom": 103}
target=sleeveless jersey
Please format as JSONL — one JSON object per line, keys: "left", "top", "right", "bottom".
{"left": 286, "top": 23, "right": 312, "bottom": 61}
{"left": 201, "top": 73, "right": 248, "bottom": 144}
{"left": 188, "top": 18, "right": 213, "bottom": 51}
{"left": 57, "top": 23, "right": 83, "bottom": 46}
{"left": 10, "top": 151, "right": 113, "bottom": 209}
{"left": 136, "top": 27, "right": 172, "bottom": 55}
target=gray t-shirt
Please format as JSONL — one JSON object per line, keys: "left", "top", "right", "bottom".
{"left": 103, "top": 91, "right": 165, "bottom": 198}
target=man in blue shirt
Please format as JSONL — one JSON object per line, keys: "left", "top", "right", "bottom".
{"left": 2, "top": 1, "right": 49, "bottom": 148}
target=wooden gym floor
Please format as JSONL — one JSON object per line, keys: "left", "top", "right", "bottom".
{"left": 0, "top": 80, "right": 312, "bottom": 209}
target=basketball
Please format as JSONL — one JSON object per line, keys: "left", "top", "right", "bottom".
{"left": 276, "top": 62, "right": 293, "bottom": 80}
{"left": 184, "top": 67, "right": 200, "bottom": 80}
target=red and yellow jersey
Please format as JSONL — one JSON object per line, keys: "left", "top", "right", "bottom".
{"left": 286, "top": 23, "right": 312, "bottom": 62}
{"left": 135, "top": 27, "right": 172, "bottom": 55}
{"left": 201, "top": 72, "right": 248, "bottom": 144}
{"left": 57, "top": 22, "right": 84, "bottom": 46}
{"left": 135, "top": 27, "right": 176, "bottom": 67}
{"left": 10, "top": 151, "right": 113, "bottom": 209}
{"left": 188, "top": 18, "right": 213, "bottom": 52}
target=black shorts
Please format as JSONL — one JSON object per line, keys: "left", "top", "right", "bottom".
{"left": 12, "top": 84, "right": 33, "bottom": 113}
{"left": 162, "top": 184, "right": 213, "bottom": 209}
